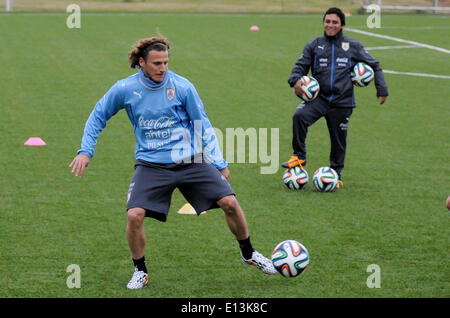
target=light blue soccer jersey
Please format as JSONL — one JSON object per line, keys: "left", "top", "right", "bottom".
{"left": 77, "top": 69, "right": 227, "bottom": 170}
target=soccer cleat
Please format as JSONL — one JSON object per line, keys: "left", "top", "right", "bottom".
{"left": 241, "top": 251, "right": 277, "bottom": 275}
{"left": 126, "top": 267, "right": 149, "bottom": 289}
{"left": 281, "top": 156, "right": 306, "bottom": 169}
{"left": 337, "top": 180, "right": 344, "bottom": 189}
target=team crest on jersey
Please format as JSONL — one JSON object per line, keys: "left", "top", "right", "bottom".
{"left": 166, "top": 88, "right": 176, "bottom": 100}
{"left": 342, "top": 42, "right": 350, "bottom": 51}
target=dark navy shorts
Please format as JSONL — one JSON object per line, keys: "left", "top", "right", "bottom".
{"left": 126, "top": 159, "right": 235, "bottom": 222}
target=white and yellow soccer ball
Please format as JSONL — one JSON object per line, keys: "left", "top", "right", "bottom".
{"left": 283, "top": 166, "right": 308, "bottom": 190}
{"left": 271, "top": 240, "right": 309, "bottom": 278}
{"left": 296, "top": 75, "right": 320, "bottom": 102}
{"left": 351, "top": 62, "right": 374, "bottom": 87}
{"left": 313, "top": 167, "right": 339, "bottom": 192}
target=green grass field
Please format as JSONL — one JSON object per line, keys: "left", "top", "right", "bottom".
{"left": 0, "top": 10, "right": 449, "bottom": 299}
{"left": 3, "top": 0, "right": 438, "bottom": 14}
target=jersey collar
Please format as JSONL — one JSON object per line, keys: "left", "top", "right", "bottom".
{"left": 324, "top": 30, "right": 344, "bottom": 42}
{"left": 138, "top": 68, "right": 169, "bottom": 90}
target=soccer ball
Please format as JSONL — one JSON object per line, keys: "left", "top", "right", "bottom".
{"left": 351, "top": 62, "right": 374, "bottom": 87}
{"left": 271, "top": 240, "right": 309, "bottom": 278}
{"left": 283, "top": 166, "right": 308, "bottom": 190}
{"left": 313, "top": 167, "right": 339, "bottom": 192}
{"left": 296, "top": 75, "right": 320, "bottom": 102}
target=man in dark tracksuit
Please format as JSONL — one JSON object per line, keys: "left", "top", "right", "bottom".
{"left": 282, "top": 7, "right": 389, "bottom": 188}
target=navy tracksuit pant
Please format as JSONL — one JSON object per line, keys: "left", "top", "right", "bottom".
{"left": 292, "top": 97, "right": 353, "bottom": 177}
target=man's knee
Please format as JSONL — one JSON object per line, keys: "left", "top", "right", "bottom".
{"left": 218, "top": 195, "right": 239, "bottom": 214}
{"left": 293, "top": 107, "right": 304, "bottom": 121}
{"left": 293, "top": 106, "right": 310, "bottom": 126}
{"left": 127, "top": 208, "right": 146, "bottom": 225}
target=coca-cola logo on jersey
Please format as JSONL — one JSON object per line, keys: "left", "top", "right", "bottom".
{"left": 138, "top": 116, "right": 177, "bottom": 130}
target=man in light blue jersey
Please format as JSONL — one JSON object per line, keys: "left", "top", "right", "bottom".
{"left": 69, "top": 36, "right": 276, "bottom": 289}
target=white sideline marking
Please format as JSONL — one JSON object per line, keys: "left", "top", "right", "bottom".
{"left": 374, "top": 26, "right": 450, "bottom": 30}
{"left": 351, "top": 26, "right": 450, "bottom": 30}
{"left": 386, "top": 26, "right": 450, "bottom": 30}
{"left": 383, "top": 70, "right": 450, "bottom": 79}
{"left": 366, "top": 45, "right": 420, "bottom": 50}
{"left": 346, "top": 28, "right": 450, "bottom": 54}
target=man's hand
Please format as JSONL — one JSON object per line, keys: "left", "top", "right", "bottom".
{"left": 293, "top": 79, "right": 306, "bottom": 97}
{"left": 69, "top": 154, "right": 90, "bottom": 178}
{"left": 377, "top": 96, "right": 388, "bottom": 104}
{"left": 220, "top": 167, "right": 230, "bottom": 181}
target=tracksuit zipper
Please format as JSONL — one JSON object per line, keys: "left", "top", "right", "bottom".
{"left": 329, "top": 40, "right": 335, "bottom": 103}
